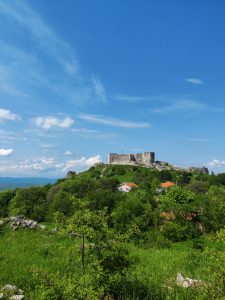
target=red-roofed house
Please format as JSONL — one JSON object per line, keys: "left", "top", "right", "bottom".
{"left": 160, "top": 181, "right": 176, "bottom": 188}
{"left": 118, "top": 182, "right": 138, "bottom": 192}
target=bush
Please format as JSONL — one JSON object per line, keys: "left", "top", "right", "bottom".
{"left": 142, "top": 230, "right": 171, "bottom": 249}
{"left": 161, "top": 222, "right": 187, "bottom": 242}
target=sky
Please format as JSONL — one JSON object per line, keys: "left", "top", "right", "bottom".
{"left": 0, "top": 0, "right": 225, "bottom": 177}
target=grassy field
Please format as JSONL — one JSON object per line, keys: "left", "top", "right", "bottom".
{"left": 0, "top": 224, "right": 224, "bottom": 299}
{"left": 0, "top": 225, "right": 81, "bottom": 298}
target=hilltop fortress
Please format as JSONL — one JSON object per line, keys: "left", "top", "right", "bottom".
{"left": 108, "top": 152, "right": 155, "bottom": 166}
{"left": 107, "top": 151, "right": 209, "bottom": 174}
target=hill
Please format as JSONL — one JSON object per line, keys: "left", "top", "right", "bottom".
{"left": 0, "top": 164, "right": 225, "bottom": 299}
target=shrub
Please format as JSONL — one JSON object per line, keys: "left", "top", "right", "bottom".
{"left": 161, "top": 222, "right": 187, "bottom": 242}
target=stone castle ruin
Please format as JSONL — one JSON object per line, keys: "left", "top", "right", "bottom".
{"left": 108, "top": 152, "right": 155, "bottom": 166}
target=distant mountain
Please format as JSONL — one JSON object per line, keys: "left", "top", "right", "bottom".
{"left": 0, "top": 177, "right": 58, "bottom": 191}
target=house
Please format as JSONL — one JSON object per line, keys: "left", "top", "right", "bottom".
{"left": 157, "top": 181, "right": 176, "bottom": 194}
{"left": 160, "top": 181, "right": 176, "bottom": 188}
{"left": 118, "top": 182, "right": 138, "bottom": 192}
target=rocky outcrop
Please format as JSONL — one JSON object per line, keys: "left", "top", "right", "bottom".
{"left": 9, "top": 216, "right": 37, "bottom": 230}
{"left": 176, "top": 273, "right": 202, "bottom": 288}
{"left": 1, "top": 216, "right": 45, "bottom": 231}
{"left": 0, "top": 284, "right": 24, "bottom": 300}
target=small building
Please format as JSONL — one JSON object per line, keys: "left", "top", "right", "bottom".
{"left": 118, "top": 182, "right": 138, "bottom": 193}
{"left": 160, "top": 181, "right": 176, "bottom": 188}
{"left": 157, "top": 181, "right": 176, "bottom": 194}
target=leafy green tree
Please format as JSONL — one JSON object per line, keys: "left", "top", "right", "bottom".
{"left": 0, "top": 189, "right": 15, "bottom": 217}
{"left": 185, "top": 181, "right": 209, "bottom": 194}
{"left": 98, "top": 177, "right": 119, "bottom": 192}
{"left": 111, "top": 190, "right": 156, "bottom": 240}
{"left": 9, "top": 187, "right": 48, "bottom": 221}
{"left": 201, "top": 185, "right": 225, "bottom": 231}
{"left": 48, "top": 190, "right": 76, "bottom": 219}
{"left": 86, "top": 188, "right": 123, "bottom": 212}
{"left": 65, "top": 209, "right": 131, "bottom": 298}
{"left": 62, "top": 177, "right": 98, "bottom": 198}
{"left": 160, "top": 221, "right": 187, "bottom": 242}
{"left": 159, "top": 186, "right": 195, "bottom": 210}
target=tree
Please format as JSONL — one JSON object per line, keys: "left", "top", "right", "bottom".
{"left": 111, "top": 189, "right": 156, "bottom": 239}
{"left": 65, "top": 209, "right": 131, "bottom": 298}
{"left": 159, "top": 186, "right": 195, "bottom": 210}
{"left": 9, "top": 187, "right": 48, "bottom": 221}
{"left": 0, "top": 189, "right": 15, "bottom": 217}
{"left": 201, "top": 186, "right": 225, "bottom": 232}
{"left": 185, "top": 181, "right": 209, "bottom": 194}
{"left": 62, "top": 177, "right": 98, "bottom": 198}
{"left": 48, "top": 190, "right": 76, "bottom": 219}
{"left": 86, "top": 188, "right": 122, "bottom": 212}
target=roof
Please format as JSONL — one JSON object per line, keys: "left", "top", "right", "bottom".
{"left": 120, "top": 182, "right": 138, "bottom": 188}
{"left": 160, "top": 181, "right": 176, "bottom": 188}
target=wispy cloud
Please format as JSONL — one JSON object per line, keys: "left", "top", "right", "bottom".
{"left": 114, "top": 95, "right": 143, "bottom": 102}
{"left": 71, "top": 127, "right": 118, "bottom": 141}
{"left": 152, "top": 99, "right": 206, "bottom": 114}
{"left": 185, "top": 78, "right": 203, "bottom": 85}
{"left": 70, "top": 128, "right": 99, "bottom": 134}
{"left": 0, "top": 108, "right": 20, "bottom": 122}
{"left": 92, "top": 76, "right": 107, "bottom": 103}
{"left": 34, "top": 116, "right": 74, "bottom": 129}
{"left": 0, "top": 0, "right": 106, "bottom": 110}
{"left": 0, "top": 148, "right": 14, "bottom": 156}
{"left": 79, "top": 114, "right": 150, "bottom": 128}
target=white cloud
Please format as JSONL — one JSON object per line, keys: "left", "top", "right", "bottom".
{"left": 0, "top": 154, "right": 102, "bottom": 175}
{"left": 207, "top": 159, "right": 225, "bottom": 168}
{"left": 152, "top": 99, "right": 206, "bottom": 114}
{"left": 0, "top": 108, "right": 20, "bottom": 122}
{"left": 34, "top": 116, "right": 74, "bottom": 129}
{"left": 79, "top": 114, "right": 150, "bottom": 128}
{"left": 14, "top": 157, "right": 64, "bottom": 172}
{"left": 0, "top": 148, "right": 14, "bottom": 156}
{"left": 63, "top": 155, "right": 102, "bottom": 171}
{"left": 185, "top": 78, "right": 203, "bottom": 85}
{"left": 64, "top": 150, "right": 73, "bottom": 156}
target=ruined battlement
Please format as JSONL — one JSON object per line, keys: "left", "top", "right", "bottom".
{"left": 108, "top": 152, "right": 155, "bottom": 166}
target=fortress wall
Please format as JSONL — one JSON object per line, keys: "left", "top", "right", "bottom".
{"left": 108, "top": 152, "right": 155, "bottom": 165}
{"left": 108, "top": 153, "right": 132, "bottom": 164}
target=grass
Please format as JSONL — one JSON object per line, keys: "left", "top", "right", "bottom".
{"left": 0, "top": 225, "right": 81, "bottom": 296}
{"left": 124, "top": 240, "right": 225, "bottom": 299}
{"left": 0, "top": 225, "right": 224, "bottom": 299}
{"left": 116, "top": 172, "right": 135, "bottom": 183}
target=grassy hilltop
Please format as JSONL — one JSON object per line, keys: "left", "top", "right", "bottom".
{"left": 0, "top": 164, "right": 225, "bottom": 299}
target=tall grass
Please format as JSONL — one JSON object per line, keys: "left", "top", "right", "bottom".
{"left": 0, "top": 225, "right": 224, "bottom": 299}
{"left": 0, "top": 226, "right": 80, "bottom": 296}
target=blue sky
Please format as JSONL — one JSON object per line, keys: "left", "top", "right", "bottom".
{"left": 0, "top": 0, "right": 225, "bottom": 177}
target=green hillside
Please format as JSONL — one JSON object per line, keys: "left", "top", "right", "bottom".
{"left": 0, "top": 164, "right": 225, "bottom": 299}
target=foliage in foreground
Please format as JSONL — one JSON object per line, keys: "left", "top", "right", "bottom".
{"left": 1, "top": 165, "right": 225, "bottom": 299}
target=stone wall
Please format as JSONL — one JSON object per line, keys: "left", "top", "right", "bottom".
{"left": 108, "top": 152, "right": 155, "bottom": 166}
